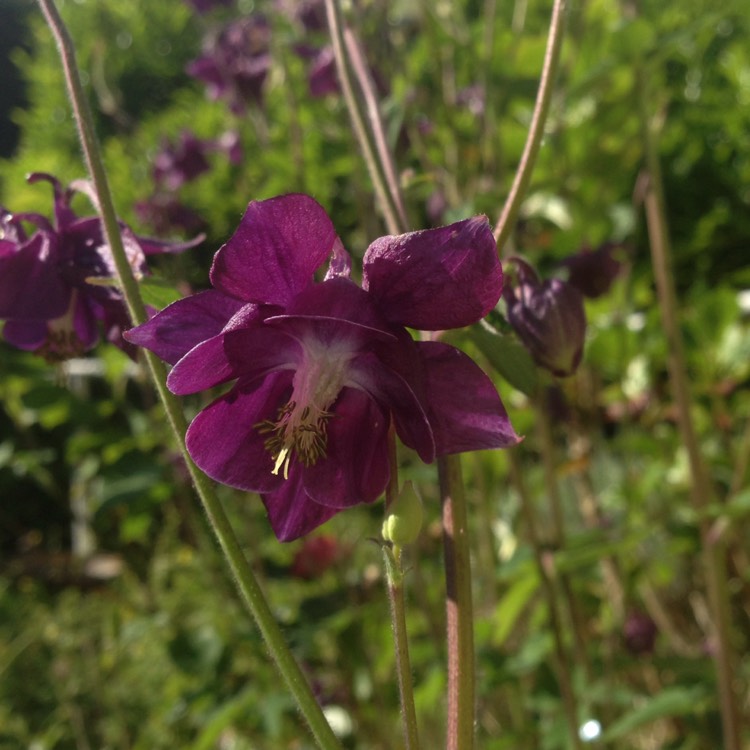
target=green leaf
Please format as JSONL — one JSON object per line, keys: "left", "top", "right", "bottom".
{"left": 470, "top": 324, "right": 538, "bottom": 395}
{"left": 601, "top": 685, "right": 710, "bottom": 741}
{"left": 491, "top": 568, "right": 540, "bottom": 648}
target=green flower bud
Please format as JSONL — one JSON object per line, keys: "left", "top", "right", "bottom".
{"left": 382, "top": 481, "right": 423, "bottom": 547}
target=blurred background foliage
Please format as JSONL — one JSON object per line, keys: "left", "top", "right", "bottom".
{"left": 0, "top": 0, "right": 749, "bottom": 748}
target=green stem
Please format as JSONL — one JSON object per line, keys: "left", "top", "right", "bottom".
{"left": 324, "top": 0, "right": 403, "bottom": 235}
{"left": 383, "top": 428, "right": 421, "bottom": 750}
{"left": 492, "top": 0, "right": 567, "bottom": 253}
{"left": 438, "top": 455, "right": 475, "bottom": 750}
{"left": 37, "top": 2, "right": 341, "bottom": 747}
{"left": 636, "top": 61, "right": 741, "bottom": 750}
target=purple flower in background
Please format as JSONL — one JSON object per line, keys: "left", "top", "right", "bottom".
{"left": 187, "top": 15, "right": 271, "bottom": 113}
{"left": 126, "top": 194, "right": 519, "bottom": 541}
{"left": 135, "top": 194, "right": 206, "bottom": 237}
{"left": 0, "top": 173, "right": 200, "bottom": 361}
{"left": 153, "top": 131, "right": 212, "bottom": 191}
{"left": 307, "top": 46, "right": 339, "bottom": 98}
{"left": 503, "top": 258, "right": 586, "bottom": 378}
{"left": 183, "top": 0, "right": 233, "bottom": 14}
{"left": 561, "top": 241, "right": 624, "bottom": 299}
{"left": 152, "top": 130, "right": 243, "bottom": 190}
{"left": 623, "top": 610, "right": 658, "bottom": 655}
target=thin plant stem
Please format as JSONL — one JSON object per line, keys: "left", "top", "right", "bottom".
{"left": 344, "top": 29, "right": 409, "bottom": 232}
{"left": 636, "top": 62, "right": 742, "bottom": 746}
{"left": 324, "top": 0, "right": 402, "bottom": 235}
{"left": 323, "top": 7, "right": 478, "bottom": 747}
{"left": 36, "top": 2, "right": 342, "bottom": 747}
{"left": 508, "top": 451, "right": 583, "bottom": 750}
{"left": 438, "top": 455, "right": 475, "bottom": 750}
{"left": 493, "top": 0, "right": 567, "bottom": 253}
{"left": 383, "top": 428, "right": 421, "bottom": 750}
{"left": 534, "top": 392, "right": 591, "bottom": 681}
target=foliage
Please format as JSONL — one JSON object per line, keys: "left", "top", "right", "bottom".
{"left": 1, "top": 0, "right": 749, "bottom": 747}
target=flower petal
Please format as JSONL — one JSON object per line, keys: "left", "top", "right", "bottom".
{"left": 210, "top": 194, "right": 338, "bottom": 306}
{"left": 0, "top": 233, "right": 70, "bottom": 320}
{"left": 362, "top": 216, "right": 502, "bottom": 330}
{"left": 417, "top": 341, "right": 521, "bottom": 453}
{"left": 124, "top": 290, "right": 246, "bottom": 365}
{"left": 303, "top": 387, "right": 390, "bottom": 509}
{"left": 222, "top": 325, "right": 301, "bottom": 380}
{"left": 186, "top": 372, "right": 291, "bottom": 493}
{"left": 260, "top": 470, "right": 340, "bottom": 542}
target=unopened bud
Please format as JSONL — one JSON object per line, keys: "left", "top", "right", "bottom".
{"left": 382, "top": 482, "right": 423, "bottom": 547}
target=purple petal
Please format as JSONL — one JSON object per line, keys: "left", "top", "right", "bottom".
{"left": 27, "top": 172, "right": 77, "bottom": 228}
{"left": 362, "top": 216, "right": 502, "bottom": 330}
{"left": 167, "top": 335, "right": 237, "bottom": 394}
{"left": 210, "top": 194, "right": 338, "bottom": 306}
{"left": 348, "top": 348, "right": 436, "bottom": 464}
{"left": 124, "top": 290, "right": 246, "bottom": 365}
{"left": 0, "top": 233, "right": 70, "bottom": 320}
{"left": 3, "top": 319, "right": 48, "bottom": 350}
{"left": 222, "top": 325, "right": 301, "bottom": 379}
{"left": 417, "top": 341, "right": 521, "bottom": 453}
{"left": 186, "top": 372, "right": 292, "bottom": 493}
{"left": 304, "top": 387, "right": 390, "bottom": 509}
{"left": 261, "top": 470, "right": 340, "bottom": 542}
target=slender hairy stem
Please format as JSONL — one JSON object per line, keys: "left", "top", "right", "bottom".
{"left": 37, "top": 3, "right": 342, "bottom": 747}
{"left": 438, "top": 455, "right": 475, "bottom": 750}
{"left": 637, "top": 69, "right": 741, "bottom": 745}
{"left": 383, "top": 428, "right": 421, "bottom": 750}
{"left": 508, "top": 452, "right": 583, "bottom": 750}
{"left": 493, "top": 0, "right": 567, "bottom": 253}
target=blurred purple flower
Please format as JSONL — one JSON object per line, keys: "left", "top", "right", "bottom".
{"left": 153, "top": 131, "right": 212, "bottom": 191}
{"left": 623, "top": 610, "right": 658, "bottom": 655}
{"left": 561, "top": 241, "right": 624, "bottom": 299}
{"left": 183, "top": 0, "right": 233, "bottom": 13}
{"left": 503, "top": 258, "right": 586, "bottom": 377}
{"left": 152, "top": 130, "right": 243, "bottom": 190}
{"left": 307, "top": 46, "right": 339, "bottom": 98}
{"left": 0, "top": 173, "right": 200, "bottom": 361}
{"left": 135, "top": 194, "right": 206, "bottom": 237}
{"left": 456, "top": 83, "right": 485, "bottom": 116}
{"left": 187, "top": 15, "right": 271, "bottom": 113}
{"left": 126, "top": 194, "right": 519, "bottom": 540}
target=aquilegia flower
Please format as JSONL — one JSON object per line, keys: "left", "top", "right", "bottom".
{"left": 0, "top": 173, "right": 200, "bottom": 360}
{"left": 561, "top": 241, "right": 624, "bottom": 299}
{"left": 187, "top": 15, "right": 272, "bottom": 113}
{"left": 125, "top": 194, "right": 519, "bottom": 541}
{"left": 503, "top": 257, "right": 586, "bottom": 378}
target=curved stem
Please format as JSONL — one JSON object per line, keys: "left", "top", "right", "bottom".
{"left": 438, "top": 455, "right": 475, "bottom": 750}
{"left": 492, "top": 0, "right": 567, "bottom": 253}
{"left": 37, "top": 2, "right": 341, "bottom": 747}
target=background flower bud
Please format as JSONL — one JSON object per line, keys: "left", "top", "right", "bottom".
{"left": 503, "top": 258, "right": 587, "bottom": 378}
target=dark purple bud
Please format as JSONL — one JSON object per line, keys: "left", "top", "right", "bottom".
{"left": 623, "top": 610, "right": 657, "bottom": 655}
{"left": 561, "top": 241, "right": 624, "bottom": 299}
{"left": 503, "top": 258, "right": 586, "bottom": 377}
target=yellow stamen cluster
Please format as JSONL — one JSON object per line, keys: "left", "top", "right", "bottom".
{"left": 256, "top": 401, "right": 334, "bottom": 479}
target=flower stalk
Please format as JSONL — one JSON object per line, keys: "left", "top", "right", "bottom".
{"left": 36, "top": 2, "right": 342, "bottom": 747}
{"left": 493, "top": 0, "right": 567, "bottom": 254}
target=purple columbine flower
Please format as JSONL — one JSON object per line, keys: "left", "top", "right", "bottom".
{"left": 125, "top": 194, "right": 519, "bottom": 541}
{"left": 503, "top": 257, "right": 587, "bottom": 378}
{"left": 561, "top": 241, "right": 624, "bottom": 299}
{"left": 152, "top": 130, "right": 243, "bottom": 191}
{"left": 187, "top": 15, "right": 272, "bottom": 114}
{"left": 0, "top": 173, "right": 201, "bottom": 361}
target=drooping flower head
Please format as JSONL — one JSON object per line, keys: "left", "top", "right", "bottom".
{"left": 187, "top": 15, "right": 272, "bottom": 113}
{"left": 503, "top": 257, "right": 586, "bottom": 378}
{"left": 0, "top": 173, "right": 201, "bottom": 360}
{"left": 126, "top": 194, "right": 519, "bottom": 541}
